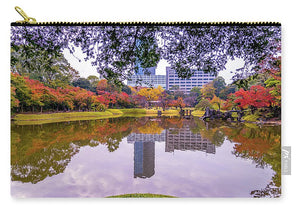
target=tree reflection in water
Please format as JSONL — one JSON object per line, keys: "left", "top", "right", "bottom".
{"left": 221, "top": 122, "right": 281, "bottom": 198}
{"left": 11, "top": 117, "right": 281, "bottom": 197}
{"left": 11, "top": 118, "right": 135, "bottom": 183}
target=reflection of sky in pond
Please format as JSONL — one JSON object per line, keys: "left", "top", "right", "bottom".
{"left": 11, "top": 136, "right": 274, "bottom": 198}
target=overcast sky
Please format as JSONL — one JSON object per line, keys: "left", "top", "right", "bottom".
{"left": 63, "top": 47, "right": 245, "bottom": 85}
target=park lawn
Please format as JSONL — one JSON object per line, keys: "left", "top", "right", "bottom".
{"left": 12, "top": 111, "right": 121, "bottom": 125}
{"left": 119, "top": 108, "right": 147, "bottom": 117}
{"left": 106, "top": 193, "right": 177, "bottom": 198}
{"left": 191, "top": 110, "right": 205, "bottom": 117}
{"left": 146, "top": 109, "right": 180, "bottom": 116}
{"left": 12, "top": 108, "right": 180, "bottom": 125}
{"left": 161, "top": 109, "right": 180, "bottom": 116}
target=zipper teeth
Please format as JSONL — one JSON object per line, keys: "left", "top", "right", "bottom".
{"left": 11, "top": 21, "right": 281, "bottom": 26}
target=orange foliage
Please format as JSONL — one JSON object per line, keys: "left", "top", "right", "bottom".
{"left": 222, "top": 126, "right": 280, "bottom": 159}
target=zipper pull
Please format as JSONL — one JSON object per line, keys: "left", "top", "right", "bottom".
{"left": 15, "top": 6, "right": 37, "bottom": 24}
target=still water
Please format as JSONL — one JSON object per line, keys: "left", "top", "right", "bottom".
{"left": 11, "top": 117, "right": 281, "bottom": 198}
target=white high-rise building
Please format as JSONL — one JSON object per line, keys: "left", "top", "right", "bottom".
{"left": 127, "top": 65, "right": 166, "bottom": 89}
{"left": 166, "top": 67, "right": 216, "bottom": 93}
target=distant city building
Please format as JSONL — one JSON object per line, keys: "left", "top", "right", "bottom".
{"left": 127, "top": 45, "right": 167, "bottom": 88}
{"left": 127, "top": 74, "right": 166, "bottom": 89}
{"left": 165, "top": 127, "right": 216, "bottom": 154}
{"left": 136, "top": 66, "right": 156, "bottom": 76}
{"left": 166, "top": 67, "right": 216, "bottom": 93}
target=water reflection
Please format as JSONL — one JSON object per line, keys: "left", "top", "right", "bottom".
{"left": 11, "top": 118, "right": 134, "bottom": 184}
{"left": 11, "top": 117, "right": 281, "bottom": 197}
{"left": 128, "top": 131, "right": 165, "bottom": 178}
{"left": 221, "top": 123, "right": 281, "bottom": 198}
{"left": 165, "top": 127, "right": 215, "bottom": 153}
{"left": 133, "top": 141, "right": 155, "bottom": 178}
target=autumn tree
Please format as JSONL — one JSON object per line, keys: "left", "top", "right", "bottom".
{"left": 158, "top": 91, "right": 171, "bottom": 111}
{"left": 172, "top": 86, "right": 185, "bottom": 100}
{"left": 11, "top": 86, "right": 19, "bottom": 109}
{"left": 116, "top": 92, "right": 131, "bottom": 108}
{"left": 184, "top": 96, "right": 198, "bottom": 107}
{"left": 169, "top": 97, "right": 186, "bottom": 110}
{"left": 210, "top": 95, "right": 226, "bottom": 110}
{"left": 11, "top": 73, "right": 32, "bottom": 112}
{"left": 137, "top": 86, "right": 164, "bottom": 105}
{"left": 201, "top": 82, "right": 216, "bottom": 100}
{"left": 26, "top": 78, "right": 53, "bottom": 112}
{"left": 234, "top": 85, "right": 274, "bottom": 113}
{"left": 96, "top": 79, "right": 120, "bottom": 94}
{"left": 223, "top": 94, "right": 238, "bottom": 110}
{"left": 195, "top": 99, "right": 212, "bottom": 110}
{"left": 11, "top": 73, "right": 116, "bottom": 112}
{"left": 91, "top": 95, "right": 107, "bottom": 111}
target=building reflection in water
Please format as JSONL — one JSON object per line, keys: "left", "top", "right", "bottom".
{"left": 127, "top": 127, "right": 216, "bottom": 179}
{"left": 127, "top": 131, "right": 165, "bottom": 178}
{"left": 165, "top": 127, "right": 216, "bottom": 154}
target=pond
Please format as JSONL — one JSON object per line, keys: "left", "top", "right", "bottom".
{"left": 11, "top": 117, "right": 281, "bottom": 198}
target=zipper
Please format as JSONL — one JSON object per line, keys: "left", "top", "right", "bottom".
{"left": 12, "top": 6, "right": 281, "bottom": 26}
{"left": 14, "top": 6, "right": 37, "bottom": 24}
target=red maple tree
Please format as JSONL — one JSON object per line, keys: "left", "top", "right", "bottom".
{"left": 234, "top": 85, "right": 274, "bottom": 109}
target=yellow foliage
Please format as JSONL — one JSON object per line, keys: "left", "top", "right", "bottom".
{"left": 129, "top": 86, "right": 137, "bottom": 95}
{"left": 200, "top": 82, "right": 215, "bottom": 99}
{"left": 210, "top": 95, "right": 226, "bottom": 110}
{"left": 137, "top": 87, "right": 164, "bottom": 101}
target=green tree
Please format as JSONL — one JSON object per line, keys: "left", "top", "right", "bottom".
{"left": 11, "top": 73, "right": 32, "bottom": 112}
{"left": 210, "top": 96, "right": 225, "bottom": 110}
{"left": 195, "top": 99, "right": 212, "bottom": 110}
{"left": 87, "top": 75, "right": 100, "bottom": 92}
{"left": 72, "top": 78, "right": 91, "bottom": 90}
{"left": 213, "top": 76, "right": 226, "bottom": 97}
{"left": 190, "top": 86, "right": 202, "bottom": 103}
{"left": 121, "top": 84, "right": 132, "bottom": 95}
{"left": 11, "top": 45, "right": 79, "bottom": 88}
{"left": 11, "top": 25, "right": 280, "bottom": 84}
{"left": 201, "top": 82, "right": 215, "bottom": 100}
{"left": 219, "top": 84, "right": 237, "bottom": 100}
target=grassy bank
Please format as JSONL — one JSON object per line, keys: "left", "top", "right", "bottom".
{"left": 106, "top": 193, "right": 177, "bottom": 198}
{"left": 12, "top": 108, "right": 180, "bottom": 125}
{"left": 191, "top": 110, "right": 205, "bottom": 117}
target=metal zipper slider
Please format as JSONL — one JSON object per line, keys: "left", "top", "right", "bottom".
{"left": 15, "top": 6, "right": 37, "bottom": 24}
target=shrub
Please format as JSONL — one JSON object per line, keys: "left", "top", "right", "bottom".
{"left": 195, "top": 99, "right": 212, "bottom": 110}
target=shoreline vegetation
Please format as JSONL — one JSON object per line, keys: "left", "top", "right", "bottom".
{"left": 106, "top": 193, "right": 177, "bottom": 198}
{"left": 11, "top": 108, "right": 181, "bottom": 125}
{"left": 11, "top": 108, "right": 280, "bottom": 126}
